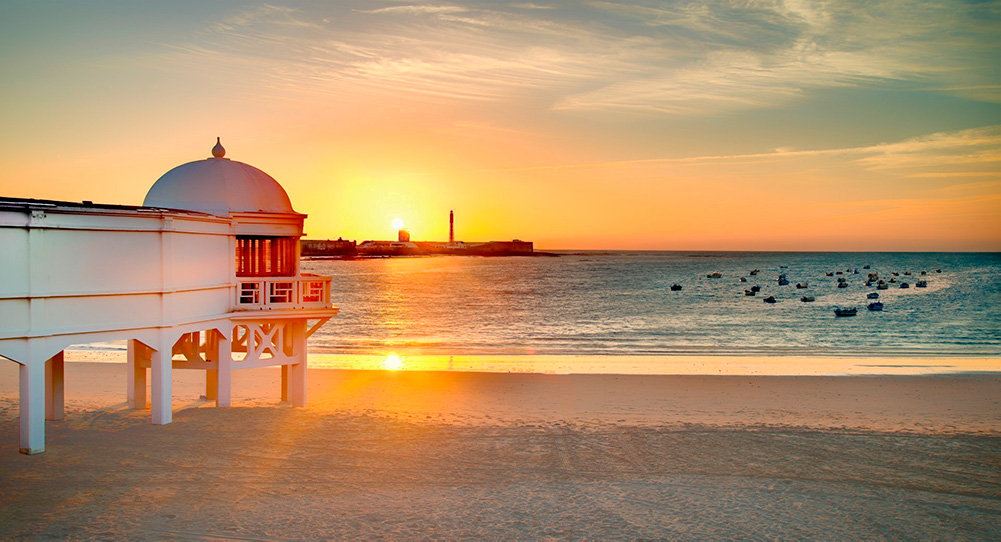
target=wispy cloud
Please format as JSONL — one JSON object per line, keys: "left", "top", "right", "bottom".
{"left": 492, "top": 125, "right": 1001, "bottom": 171}
{"left": 139, "top": 0, "right": 1000, "bottom": 114}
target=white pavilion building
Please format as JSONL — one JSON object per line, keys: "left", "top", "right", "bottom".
{"left": 0, "top": 139, "right": 337, "bottom": 454}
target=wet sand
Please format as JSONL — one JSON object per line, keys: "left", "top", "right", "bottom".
{"left": 1, "top": 362, "right": 999, "bottom": 539}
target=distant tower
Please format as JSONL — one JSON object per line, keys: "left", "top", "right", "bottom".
{"left": 449, "top": 210, "right": 454, "bottom": 243}
{"left": 398, "top": 229, "right": 410, "bottom": 242}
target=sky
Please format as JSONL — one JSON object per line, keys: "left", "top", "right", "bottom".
{"left": 1, "top": 0, "right": 999, "bottom": 250}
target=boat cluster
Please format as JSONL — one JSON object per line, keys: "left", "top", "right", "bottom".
{"left": 672, "top": 265, "right": 941, "bottom": 317}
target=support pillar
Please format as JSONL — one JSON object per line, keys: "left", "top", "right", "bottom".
{"left": 281, "top": 365, "right": 289, "bottom": 402}
{"left": 19, "top": 361, "right": 45, "bottom": 455}
{"left": 205, "top": 371, "right": 218, "bottom": 400}
{"left": 150, "top": 341, "right": 172, "bottom": 425}
{"left": 127, "top": 340, "right": 147, "bottom": 409}
{"left": 204, "top": 330, "right": 217, "bottom": 400}
{"left": 289, "top": 321, "right": 307, "bottom": 407}
{"left": 215, "top": 329, "right": 232, "bottom": 407}
{"left": 45, "top": 351, "right": 65, "bottom": 421}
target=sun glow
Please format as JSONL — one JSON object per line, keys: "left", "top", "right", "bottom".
{"left": 392, "top": 218, "right": 404, "bottom": 231}
{"left": 382, "top": 354, "right": 404, "bottom": 371}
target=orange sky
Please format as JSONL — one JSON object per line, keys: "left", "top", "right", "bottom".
{"left": 1, "top": 1, "right": 998, "bottom": 250}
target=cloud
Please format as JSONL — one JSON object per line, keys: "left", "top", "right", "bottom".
{"left": 492, "top": 125, "right": 1001, "bottom": 172}
{"left": 134, "top": 0, "right": 999, "bottom": 115}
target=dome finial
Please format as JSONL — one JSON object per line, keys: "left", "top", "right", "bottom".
{"left": 212, "top": 137, "right": 226, "bottom": 158}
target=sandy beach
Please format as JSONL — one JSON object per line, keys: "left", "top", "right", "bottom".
{"left": 1, "top": 361, "right": 999, "bottom": 539}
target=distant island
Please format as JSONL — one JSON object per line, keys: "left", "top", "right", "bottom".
{"left": 301, "top": 237, "right": 541, "bottom": 257}
{"left": 302, "top": 209, "right": 553, "bottom": 257}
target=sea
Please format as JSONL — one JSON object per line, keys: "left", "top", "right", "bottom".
{"left": 69, "top": 252, "right": 1001, "bottom": 375}
{"left": 302, "top": 252, "right": 1001, "bottom": 357}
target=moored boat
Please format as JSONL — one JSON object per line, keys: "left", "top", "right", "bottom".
{"left": 800, "top": 296, "right": 815, "bottom": 302}
{"left": 867, "top": 292, "right": 879, "bottom": 299}
{"left": 763, "top": 296, "right": 777, "bottom": 303}
{"left": 834, "top": 307, "right": 857, "bottom": 317}
{"left": 670, "top": 284, "right": 682, "bottom": 291}
{"left": 867, "top": 302, "right": 883, "bottom": 311}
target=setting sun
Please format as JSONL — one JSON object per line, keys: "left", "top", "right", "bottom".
{"left": 391, "top": 218, "right": 404, "bottom": 231}
{"left": 382, "top": 354, "right": 404, "bottom": 371}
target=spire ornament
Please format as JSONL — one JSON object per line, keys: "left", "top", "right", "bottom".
{"left": 212, "top": 137, "right": 226, "bottom": 158}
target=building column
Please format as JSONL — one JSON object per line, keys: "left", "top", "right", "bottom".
{"left": 45, "top": 351, "right": 65, "bottom": 421}
{"left": 127, "top": 340, "right": 147, "bottom": 409}
{"left": 205, "top": 371, "right": 218, "bottom": 400}
{"left": 289, "top": 321, "right": 307, "bottom": 407}
{"left": 205, "top": 329, "right": 218, "bottom": 401}
{"left": 150, "top": 338, "right": 172, "bottom": 425}
{"left": 281, "top": 365, "right": 289, "bottom": 402}
{"left": 215, "top": 328, "right": 232, "bottom": 407}
{"left": 19, "top": 360, "right": 45, "bottom": 455}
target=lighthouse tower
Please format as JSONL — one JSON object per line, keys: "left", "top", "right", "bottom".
{"left": 449, "top": 210, "right": 454, "bottom": 243}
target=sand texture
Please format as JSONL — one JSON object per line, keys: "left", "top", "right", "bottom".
{"left": 1, "top": 363, "right": 1000, "bottom": 539}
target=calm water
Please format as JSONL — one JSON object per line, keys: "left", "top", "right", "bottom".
{"left": 301, "top": 252, "right": 1001, "bottom": 358}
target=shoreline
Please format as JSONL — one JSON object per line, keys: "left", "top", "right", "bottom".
{"left": 57, "top": 350, "right": 1001, "bottom": 376}
{"left": 2, "top": 361, "right": 999, "bottom": 435}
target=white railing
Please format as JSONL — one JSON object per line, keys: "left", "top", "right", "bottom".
{"left": 235, "top": 274, "right": 332, "bottom": 310}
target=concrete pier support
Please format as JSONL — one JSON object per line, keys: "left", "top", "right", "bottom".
{"left": 289, "top": 321, "right": 307, "bottom": 407}
{"left": 281, "top": 365, "right": 289, "bottom": 402}
{"left": 45, "top": 351, "right": 65, "bottom": 421}
{"left": 150, "top": 342, "right": 172, "bottom": 425}
{"left": 215, "top": 329, "right": 232, "bottom": 407}
{"left": 205, "top": 370, "right": 218, "bottom": 400}
{"left": 127, "top": 340, "right": 147, "bottom": 409}
{"left": 19, "top": 361, "right": 45, "bottom": 455}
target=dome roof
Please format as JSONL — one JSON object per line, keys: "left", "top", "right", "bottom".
{"left": 143, "top": 139, "right": 295, "bottom": 216}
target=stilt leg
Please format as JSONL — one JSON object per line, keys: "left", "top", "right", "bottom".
{"left": 127, "top": 340, "right": 147, "bottom": 409}
{"left": 19, "top": 361, "right": 45, "bottom": 454}
{"left": 289, "top": 321, "right": 307, "bottom": 407}
{"left": 281, "top": 365, "right": 289, "bottom": 402}
{"left": 45, "top": 351, "right": 65, "bottom": 421}
{"left": 150, "top": 344, "right": 172, "bottom": 425}
{"left": 215, "top": 329, "right": 232, "bottom": 407}
{"left": 205, "top": 370, "right": 218, "bottom": 401}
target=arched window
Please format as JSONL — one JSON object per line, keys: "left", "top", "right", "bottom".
{"left": 235, "top": 236, "right": 297, "bottom": 277}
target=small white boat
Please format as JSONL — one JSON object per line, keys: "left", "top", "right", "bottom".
{"left": 796, "top": 282, "right": 808, "bottom": 288}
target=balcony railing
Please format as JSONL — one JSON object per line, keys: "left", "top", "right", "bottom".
{"left": 235, "top": 274, "right": 332, "bottom": 310}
